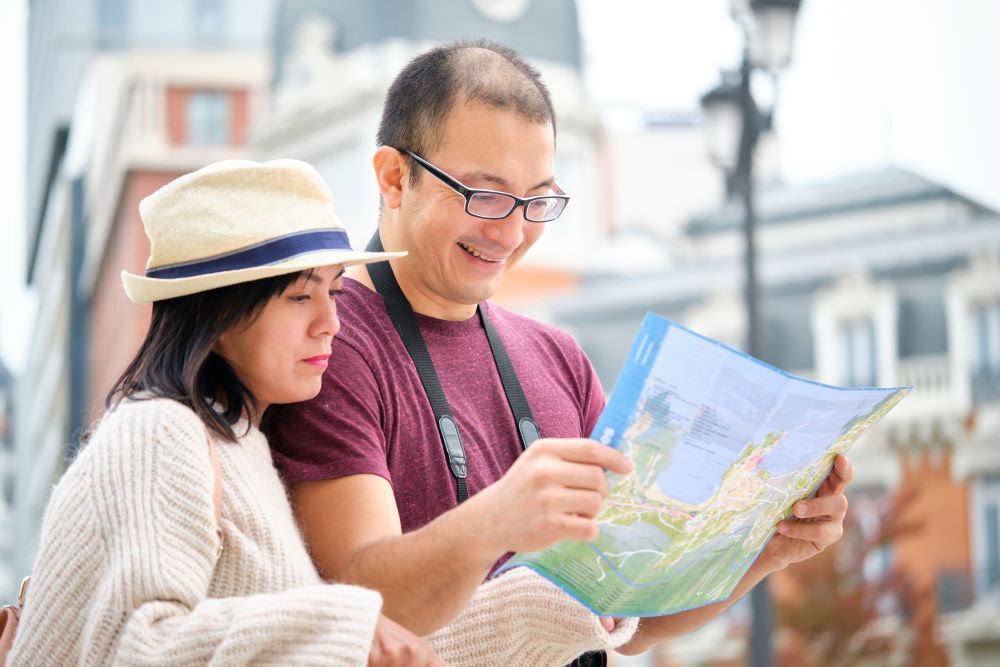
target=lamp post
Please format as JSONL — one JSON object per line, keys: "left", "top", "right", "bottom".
{"left": 700, "top": 2, "right": 802, "bottom": 667}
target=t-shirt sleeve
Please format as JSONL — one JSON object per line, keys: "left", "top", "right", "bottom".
{"left": 552, "top": 328, "right": 605, "bottom": 438}
{"left": 579, "top": 352, "right": 606, "bottom": 437}
{"left": 267, "top": 335, "right": 393, "bottom": 485}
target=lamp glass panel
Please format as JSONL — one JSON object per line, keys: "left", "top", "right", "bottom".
{"left": 750, "top": 7, "right": 797, "bottom": 71}
{"left": 702, "top": 102, "right": 742, "bottom": 171}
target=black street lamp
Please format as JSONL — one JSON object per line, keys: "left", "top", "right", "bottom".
{"left": 700, "top": 1, "right": 802, "bottom": 667}
{"left": 699, "top": 73, "right": 744, "bottom": 197}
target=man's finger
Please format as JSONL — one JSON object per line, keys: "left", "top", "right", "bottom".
{"left": 558, "top": 488, "right": 606, "bottom": 518}
{"left": 559, "top": 514, "right": 601, "bottom": 542}
{"left": 553, "top": 439, "right": 634, "bottom": 475}
{"left": 777, "top": 519, "right": 842, "bottom": 546}
{"left": 550, "top": 460, "right": 610, "bottom": 496}
{"left": 793, "top": 494, "right": 848, "bottom": 520}
{"left": 825, "top": 454, "right": 853, "bottom": 495}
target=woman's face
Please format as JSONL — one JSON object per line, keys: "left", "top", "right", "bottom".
{"left": 214, "top": 264, "right": 345, "bottom": 419}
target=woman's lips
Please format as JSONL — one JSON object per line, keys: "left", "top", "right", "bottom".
{"left": 303, "top": 355, "right": 331, "bottom": 368}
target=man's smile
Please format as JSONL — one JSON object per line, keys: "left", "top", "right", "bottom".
{"left": 458, "top": 241, "right": 505, "bottom": 263}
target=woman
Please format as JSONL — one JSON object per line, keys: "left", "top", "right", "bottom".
{"left": 8, "top": 159, "right": 635, "bottom": 666}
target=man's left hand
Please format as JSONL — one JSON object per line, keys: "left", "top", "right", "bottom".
{"left": 763, "top": 453, "right": 853, "bottom": 569}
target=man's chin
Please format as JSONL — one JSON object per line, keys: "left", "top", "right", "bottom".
{"left": 453, "top": 282, "right": 499, "bottom": 307}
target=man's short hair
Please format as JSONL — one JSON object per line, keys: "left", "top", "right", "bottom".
{"left": 377, "top": 40, "right": 556, "bottom": 183}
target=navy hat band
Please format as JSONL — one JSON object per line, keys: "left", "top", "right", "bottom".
{"left": 146, "top": 229, "right": 352, "bottom": 280}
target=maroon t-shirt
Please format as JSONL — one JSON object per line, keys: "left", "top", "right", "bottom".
{"left": 267, "top": 278, "right": 605, "bottom": 540}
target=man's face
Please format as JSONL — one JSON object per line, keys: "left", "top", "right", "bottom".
{"left": 393, "top": 102, "right": 556, "bottom": 313}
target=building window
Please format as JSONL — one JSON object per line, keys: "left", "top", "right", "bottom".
{"left": 98, "top": 0, "right": 127, "bottom": 48}
{"left": 969, "top": 301, "right": 1000, "bottom": 404}
{"left": 195, "top": 0, "right": 226, "bottom": 38}
{"left": 937, "top": 569, "right": 973, "bottom": 613}
{"left": 811, "top": 271, "right": 896, "bottom": 389}
{"left": 987, "top": 503, "right": 1000, "bottom": 589}
{"left": 982, "top": 475, "right": 1000, "bottom": 592}
{"left": 839, "top": 319, "right": 876, "bottom": 387}
{"left": 186, "top": 92, "right": 231, "bottom": 147}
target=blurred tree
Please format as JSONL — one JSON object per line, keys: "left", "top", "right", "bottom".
{"left": 774, "top": 485, "right": 926, "bottom": 667}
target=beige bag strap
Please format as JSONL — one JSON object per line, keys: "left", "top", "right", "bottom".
{"left": 0, "top": 577, "right": 29, "bottom": 664}
{"left": 206, "top": 427, "right": 224, "bottom": 560}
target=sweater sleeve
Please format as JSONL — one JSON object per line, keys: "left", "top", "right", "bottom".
{"left": 426, "top": 568, "right": 638, "bottom": 667}
{"left": 10, "top": 399, "right": 382, "bottom": 667}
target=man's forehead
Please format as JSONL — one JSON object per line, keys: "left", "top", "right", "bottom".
{"left": 429, "top": 104, "right": 556, "bottom": 186}
{"left": 434, "top": 99, "right": 555, "bottom": 144}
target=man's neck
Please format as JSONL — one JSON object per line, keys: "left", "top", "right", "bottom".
{"left": 347, "top": 263, "right": 477, "bottom": 322}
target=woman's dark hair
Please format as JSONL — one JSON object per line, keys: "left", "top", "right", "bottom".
{"left": 106, "top": 270, "right": 312, "bottom": 441}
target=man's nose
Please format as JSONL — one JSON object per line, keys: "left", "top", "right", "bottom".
{"left": 483, "top": 209, "right": 525, "bottom": 251}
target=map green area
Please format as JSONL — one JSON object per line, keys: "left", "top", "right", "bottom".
{"left": 497, "top": 313, "right": 910, "bottom": 617}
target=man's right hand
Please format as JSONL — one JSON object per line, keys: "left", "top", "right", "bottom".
{"left": 467, "top": 438, "right": 633, "bottom": 554}
{"left": 290, "top": 439, "right": 631, "bottom": 635}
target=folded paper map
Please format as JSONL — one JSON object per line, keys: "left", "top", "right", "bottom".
{"left": 497, "top": 312, "right": 910, "bottom": 617}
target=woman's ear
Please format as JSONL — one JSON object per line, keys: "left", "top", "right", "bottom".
{"left": 211, "top": 332, "right": 227, "bottom": 356}
{"left": 373, "top": 146, "right": 407, "bottom": 210}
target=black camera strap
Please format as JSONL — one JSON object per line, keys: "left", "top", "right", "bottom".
{"left": 365, "top": 231, "right": 540, "bottom": 503}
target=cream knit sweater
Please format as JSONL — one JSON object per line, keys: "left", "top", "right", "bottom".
{"left": 9, "top": 398, "right": 636, "bottom": 666}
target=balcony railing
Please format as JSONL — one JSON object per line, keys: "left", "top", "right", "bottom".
{"left": 894, "top": 356, "right": 1000, "bottom": 409}
{"left": 896, "top": 355, "right": 951, "bottom": 397}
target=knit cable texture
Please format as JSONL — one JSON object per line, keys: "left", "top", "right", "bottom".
{"left": 8, "top": 398, "right": 382, "bottom": 666}
{"left": 428, "top": 567, "right": 639, "bottom": 666}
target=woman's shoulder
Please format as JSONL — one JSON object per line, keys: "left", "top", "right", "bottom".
{"left": 66, "top": 396, "right": 217, "bottom": 520}
{"left": 84, "top": 396, "right": 207, "bottom": 461}
{"left": 101, "top": 394, "right": 202, "bottom": 430}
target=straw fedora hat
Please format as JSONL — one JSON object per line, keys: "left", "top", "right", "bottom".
{"left": 122, "top": 159, "right": 404, "bottom": 304}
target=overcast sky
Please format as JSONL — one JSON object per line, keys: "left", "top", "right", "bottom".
{"left": 2, "top": 0, "right": 998, "bottom": 372}
{"left": 577, "top": 0, "right": 1000, "bottom": 209}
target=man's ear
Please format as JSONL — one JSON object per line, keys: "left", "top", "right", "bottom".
{"left": 373, "top": 146, "right": 407, "bottom": 210}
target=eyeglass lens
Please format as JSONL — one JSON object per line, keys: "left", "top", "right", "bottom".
{"left": 467, "top": 192, "right": 566, "bottom": 222}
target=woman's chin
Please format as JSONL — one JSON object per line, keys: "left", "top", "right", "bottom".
{"left": 269, "top": 381, "right": 324, "bottom": 407}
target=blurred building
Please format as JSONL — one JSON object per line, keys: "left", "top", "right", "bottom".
{"left": 26, "top": 0, "right": 275, "bottom": 270}
{"left": 542, "top": 167, "right": 1000, "bottom": 666}
{"left": 0, "top": 360, "right": 13, "bottom": 594}
{"left": 11, "top": 0, "right": 275, "bottom": 595}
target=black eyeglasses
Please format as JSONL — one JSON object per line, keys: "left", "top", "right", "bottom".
{"left": 400, "top": 149, "right": 570, "bottom": 223}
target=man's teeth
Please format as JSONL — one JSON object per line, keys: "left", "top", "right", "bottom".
{"left": 459, "top": 243, "right": 502, "bottom": 262}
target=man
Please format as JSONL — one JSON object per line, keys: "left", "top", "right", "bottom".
{"left": 267, "top": 40, "right": 851, "bottom": 659}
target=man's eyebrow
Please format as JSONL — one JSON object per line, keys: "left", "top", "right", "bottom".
{"left": 456, "top": 170, "right": 555, "bottom": 192}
